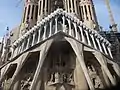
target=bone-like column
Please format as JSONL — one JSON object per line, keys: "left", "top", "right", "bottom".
{"left": 90, "top": 34, "right": 97, "bottom": 49}
{"left": 17, "top": 44, "right": 22, "bottom": 55}
{"left": 20, "top": 40, "right": 25, "bottom": 53}
{"left": 78, "top": 26, "right": 85, "bottom": 43}
{"left": 55, "top": 17, "right": 58, "bottom": 33}
{"left": 38, "top": 28, "right": 41, "bottom": 43}
{"left": 93, "top": 52, "right": 116, "bottom": 86}
{"left": 102, "top": 43, "right": 108, "bottom": 55}
{"left": 62, "top": 16, "right": 66, "bottom": 32}
{"left": 12, "top": 73, "right": 22, "bottom": 90}
{"left": 96, "top": 38, "right": 103, "bottom": 52}
{"left": 43, "top": 25, "right": 47, "bottom": 40}
{"left": 29, "top": 39, "right": 53, "bottom": 90}
{"left": 107, "top": 46, "right": 113, "bottom": 59}
{"left": 65, "top": 37, "right": 95, "bottom": 90}
{"left": 85, "top": 30, "right": 91, "bottom": 46}
{"left": 32, "top": 32, "right": 36, "bottom": 46}
{"left": 49, "top": 20, "right": 52, "bottom": 37}
{"left": 101, "top": 67, "right": 111, "bottom": 87}
{"left": 112, "top": 63, "right": 120, "bottom": 77}
{"left": 68, "top": 19, "right": 72, "bottom": 36}
{"left": 73, "top": 23, "right": 78, "bottom": 39}
{"left": 26, "top": 35, "right": 30, "bottom": 49}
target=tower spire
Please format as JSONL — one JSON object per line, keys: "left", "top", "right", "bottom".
{"left": 104, "top": 0, "right": 118, "bottom": 32}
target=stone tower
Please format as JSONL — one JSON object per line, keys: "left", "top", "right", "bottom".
{"left": 0, "top": 0, "right": 120, "bottom": 90}
{"left": 20, "top": 0, "right": 99, "bottom": 36}
{"left": 79, "top": 0, "right": 98, "bottom": 30}
{"left": 20, "top": 0, "right": 38, "bottom": 36}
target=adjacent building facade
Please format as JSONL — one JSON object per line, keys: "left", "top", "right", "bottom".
{"left": 0, "top": 0, "right": 120, "bottom": 90}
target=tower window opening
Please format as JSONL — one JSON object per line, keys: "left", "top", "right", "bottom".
{"left": 31, "top": 5, "right": 34, "bottom": 19}
{"left": 43, "top": 0, "right": 45, "bottom": 15}
{"left": 46, "top": 0, "right": 48, "bottom": 14}
{"left": 27, "top": 5, "right": 31, "bottom": 20}
{"left": 81, "top": 6, "right": 84, "bottom": 20}
{"left": 69, "top": 0, "right": 71, "bottom": 12}
{"left": 88, "top": 5, "right": 92, "bottom": 20}
{"left": 35, "top": 6, "right": 38, "bottom": 21}
{"left": 84, "top": 5, "right": 88, "bottom": 20}
{"left": 72, "top": 0, "right": 75, "bottom": 12}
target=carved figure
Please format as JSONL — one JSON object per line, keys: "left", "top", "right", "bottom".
{"left": 87, "top": 64, "right": 103, "bottom": 89}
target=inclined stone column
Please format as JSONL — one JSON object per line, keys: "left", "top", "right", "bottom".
{"left": 26, "top": 36, "right": 30, "bottom": 49}
{"left": 65, "top": 37, "right": 95, "bottom": 90}
{"left": 78, "top": 26, "right": 85, "bottom": 43}
{"left": 32, "top": 32, "right": 36, "bottom": 46}
{"left": 107, "top": 46, "right": 113, "bottom": 59}
{"left": 74, "top": 57, "right": 89, "bottom": 90}
{"left": 85, "top": 30, "right": 91, "bottom": 46}
{"left": 55, "top": 17, "right": 58, "bottom": 33}
{"left": 49, "top": 20, "right": 52, "bottom": 37}
{"left": 43, "top": 25, "right": 47, "bottom": 39}
{"left": 68, "top": 19, "right": 72, "bottom": 36}
{"left": 93, "top": 52, "right": 116, "bottom": 86}
{"left": 62, "top": 16, "right": 66, "bottom": 32}
{"left": 101, "top": 67, "right": 111, "bottom": 87}
{"left": 96, "top": 38, "right": 103, "bottom": 52}
{"left": 30, "top": 39, "right": 53, "bottom": 90}
{"left": 38, "top": 27, "right": 41, "bottom": 43}
{"left": 73, "top": 23, "right": 78, "bottom": 39}
{"left": 102, "top": 42, "right": 108, "bottom": 55}
{"left": 90, "top": 34, "right": 97, "bottom": 49}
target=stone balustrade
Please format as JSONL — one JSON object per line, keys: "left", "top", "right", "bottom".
{"left": 11, "top": 9, "right": 113, "bottom": 59}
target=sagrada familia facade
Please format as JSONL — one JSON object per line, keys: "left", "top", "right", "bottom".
{"left": 0, "top": 0, "right": 120, "bottom": 90}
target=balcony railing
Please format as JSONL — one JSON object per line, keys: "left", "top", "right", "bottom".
{"left": 10, "top": 9, "right": 113, "bottom": 59}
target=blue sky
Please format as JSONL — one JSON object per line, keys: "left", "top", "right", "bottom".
{"left": 0, "top": 0, "right": 120, "bottom": 38}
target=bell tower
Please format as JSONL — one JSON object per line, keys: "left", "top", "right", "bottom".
{"left": 20, "top": 0, "right": 38, "bottom": 36}
{"left": 79, "top": 0, "right": 98, "bottom": 30}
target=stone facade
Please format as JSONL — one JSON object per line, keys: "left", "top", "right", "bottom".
{"left": 0, "top": 0, "right": 120, "bottom": 90}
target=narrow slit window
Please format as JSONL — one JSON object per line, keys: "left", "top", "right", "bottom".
{"left": 31, "top": 5, "right": 34, "bottom": 19}
{"left": 84, "top": 5, "right": 88, "bottom": 20}
{"left": 88, "top": 5, "right": 92, "bottom": 20}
